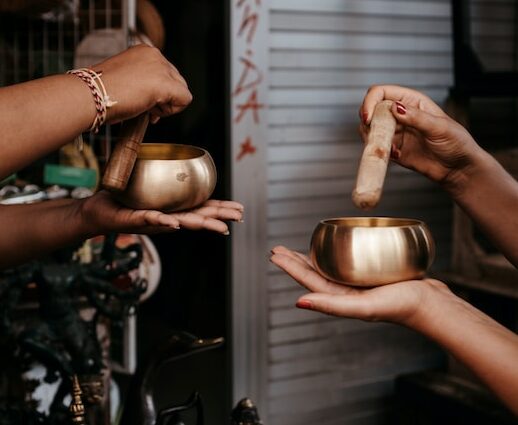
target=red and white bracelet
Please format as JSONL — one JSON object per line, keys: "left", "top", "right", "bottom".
{"left": 67, "top": 68, "right": 118, "bottom": 134}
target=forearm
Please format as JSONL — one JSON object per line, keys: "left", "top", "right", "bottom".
{"left": 0, "top": 199, "right": 92, "bottom": 268}
{"left": 444, "top": 148, "right": 518, "bottom": 267}
{"left": 414, "top": 285, "right": 518, "bottom": 414}
{"left": 0, "top": 74, "right": 96, "bottom": 179}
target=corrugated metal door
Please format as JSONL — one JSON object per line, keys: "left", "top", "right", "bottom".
{"left": 232, "top": 0, "right": 516, "bottom": 423}
{"left": 266, "top": 1, "right": 452, "bottom": 423}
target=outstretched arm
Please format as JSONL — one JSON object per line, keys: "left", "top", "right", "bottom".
{"left": 360, "top": 85, "right": 518, "bottom": 267}
{"left": 0, "top": 45, "right": 247, "bottom": 269}
{"left": 0, "top": 194, "right": 243, "bottom": 269}
{"left": 271, "top": 246, "right": 518, "bottom": 415}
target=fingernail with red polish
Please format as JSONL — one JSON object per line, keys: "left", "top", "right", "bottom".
{"left": 395, "top": 102, "right": 406, "bottom": 115}
{"left": 362, "top": 111, "right": 369, "bottom": 124}
{"left": 296, "top": 300, "right": 313, "bottom": 310}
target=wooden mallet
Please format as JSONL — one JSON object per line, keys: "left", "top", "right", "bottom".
{"left": 102, "top": 113, "right": 150, "bottom": 192}
{"left": 352, "top": 100, "right": 397, "bottom": 210}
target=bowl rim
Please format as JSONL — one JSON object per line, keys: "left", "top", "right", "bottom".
{"left": 137, "top": 143, "right": 209, "bottom": 161}
{"left": 318, "top": 216, "right": 427, "bottom": 228}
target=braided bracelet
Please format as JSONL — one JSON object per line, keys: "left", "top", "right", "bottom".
{"left": 67, "top": 68, "right": 118, "bottom": 134}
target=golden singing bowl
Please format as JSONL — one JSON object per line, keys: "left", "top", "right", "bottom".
{"left": 116, "top": 143, "right": 217, "bottom": 212}
{"left": 310, "top": 217, "right": 435, "bottom": 286}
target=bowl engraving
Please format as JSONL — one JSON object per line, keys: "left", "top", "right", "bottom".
{"left": 176, "top": 172, "right": 189, "bottom": 182}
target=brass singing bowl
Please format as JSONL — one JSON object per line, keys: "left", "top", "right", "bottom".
{"left": 310, "top": 217, "right": 435, "bottom": 286}
{"left": 116, "top": 143, "right": 217, "bottom": 212}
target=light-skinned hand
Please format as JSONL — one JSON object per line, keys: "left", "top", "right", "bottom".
{"left": 358, "top": 85, "right": 485, "bottom": 192}
{"left": 270, "top": 245, "right": 451, "bottom": 329}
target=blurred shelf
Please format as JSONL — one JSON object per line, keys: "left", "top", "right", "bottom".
{"left": 432, "top": 271, "right": 518, "bottom": 300}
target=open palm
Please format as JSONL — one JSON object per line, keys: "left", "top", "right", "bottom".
{"left": 270, "top": 245, "right": 442, "bottom": 327}
{"left": 81, "top": 190, "right": 243, "bottom": 236}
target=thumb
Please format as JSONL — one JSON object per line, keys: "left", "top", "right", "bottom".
{"left": 391, "top": 101, "right": 449, "bottom": 139}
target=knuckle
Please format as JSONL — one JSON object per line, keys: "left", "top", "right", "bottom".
{"left": 184, "top": 90, "right": 194, "bottom": 104}
{"left": 147, "top": 45, "right": 162, "bottom": 57}
{"left": 366, "top": 84, "right": 381, "bottom": 95}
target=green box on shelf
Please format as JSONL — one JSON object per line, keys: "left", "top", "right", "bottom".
{"left": 44, "top": 164, "right": 97, "bottom": 188}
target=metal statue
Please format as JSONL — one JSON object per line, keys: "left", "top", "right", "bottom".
{"left": 0, "top": 234, "right": 147, "bottom": 424}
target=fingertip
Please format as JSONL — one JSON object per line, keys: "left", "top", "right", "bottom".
{"left": 180, "top": 89, "right": 194, "bottom": 106}
{"left": 271, "top": 245, "right": 287, "bottom": 254}
{"left": 390, "top": 100, "right": 434, "bottom": 136}
{"left": 358, "top": 104, "right": 370, "bottom": 125}
{"left": 231, "top": 214, "right": 243, "bottom": 222}
{"left": 215, "top": 199, "right": 244, "bottom": 212}
{"left": 269, "top": 252, "right": 285, "bottom": 266}
{"left": 220, "top": 224, "right": 230, "bottom": 235}
{"left": 390, "top": 101, "right": 411, "bottom": 126}
{"left": 296, "top": 299, "right": 313, "bottom": 310}
{"left": 394, "top": 101, "right": 407, "bottom": 115}
{"left": 233, "top": 201, "right": 245, "bottom": 212}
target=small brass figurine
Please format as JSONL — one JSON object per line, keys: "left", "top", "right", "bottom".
{"left": 69, "top": 375, "right": 85, "bottom": 425}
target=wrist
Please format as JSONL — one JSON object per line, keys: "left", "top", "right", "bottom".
{"left": 441, "top": 146, "right": 494, "bottom": 200}
{"left": 402, "top": 279, "right": 459, "bottom": 335}
{"left": 67, "top": 68, "right": 118, "bottom": 133}
{"left": 75, "top": 196, "right": 102, "bottom": 239}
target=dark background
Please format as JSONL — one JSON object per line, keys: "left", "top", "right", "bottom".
{"left": 122, "top": 1, "right": 234, "bottom": 423}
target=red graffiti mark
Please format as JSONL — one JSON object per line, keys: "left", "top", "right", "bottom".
{"left": 232, "top": 56, "right": 263, "bottom": 97}
{"left": 238, "top": 4, "right": 258, "bottom": 43}
{"left": 236, "top": 137, "right": 257, "bottom": 161}
{"left": 235, "top": 89, "right": 264, "bottom": 124}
